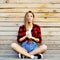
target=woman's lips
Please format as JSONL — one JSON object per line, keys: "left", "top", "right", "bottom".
{"left": 28, "top": 21, "right": 30, "bottom": 24}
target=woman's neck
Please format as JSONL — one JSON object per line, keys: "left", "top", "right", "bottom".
{"left": 25, "top": 22, "right": 33, "bottom": 31}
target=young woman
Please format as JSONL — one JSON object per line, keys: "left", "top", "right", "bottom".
{"left": 11, "top": 11, "right": 47, "bottom": 59}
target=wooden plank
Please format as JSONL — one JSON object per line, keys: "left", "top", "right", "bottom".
{"left": 0, "top": 44, "right": 60, "bottom": 50}
{"left": 0, "top": 36, "right": 17, "bottom": 40}
{"left": 0, "top": 4, "right": 60, "bottom": 8}
{"left": 0, "top": 21, "right": 60, "bottom": 27}
{"left": 0, "top": 22, "right": 60, "bottom": 27}
{"left": 47, "top": 44, "right": 60, "bottom": 50}
{"left": 0, "top": 50, "right": 60, "bottom": 57}
{"left": 6, "top": 0, "right": 60, "bottom": 4}
{"left": 0, "top": 32, "right": 18, "bottom": 36}
{"left": 42, "top": 31, "right": 60, "bottom": 35}
{"left": 0, "top": 0, "right": 60, "bottom": 4}
{"left": 0, "top": 35, "right": 60, "bottom": 41}
{"left": 0, "top": 50, "right": 17, "bottom": 55}
{"left": 0, "top": 44, "right": 12, "bottom": 50}
{"left": 0, "top": 50, "right": 60, "bottom": 55}
{"left": 0, "top": 13, "right": 60, "bottom": 18}
{"left": 42, "top": 35, "right": 60, "bottom": 41}
{"left": 0, "top": 39, "right": 60, "bottom": 45}
{"left": 0, "top": 22, "right": 21, "bottom": 27}
{"left": 1, "top": 35, "right": 60, "bottom": 41}
{"left": 45, "top": 50, "right": 60, "bottom": 54}
{"left": 0, "top": 8, "right": 60, "bottom": 13}
{"left": 0, "top": 27, "right": 19, "bottom": 31}
{"left": 0, "top": 31, "right": 60, "bottom": 35}
{"left": 0, "top": 40, "right": 16, "bottom": 45}
{"left": 36, "top": 22, "right": 60, "bottom": 26}
{"left": 41, "top": 28, "right": 60, "bottom": 32}
{"left": 0, "top": 57, "right": 60, "bottom": 60}
{"left": 0, "top": 27, "right": 60, "bottom": 32}
{"left": 43, "top": 41, "right": 60, "bottom": 44}
{"left": 0, "top": 18, "right": 60, "bottom": 22}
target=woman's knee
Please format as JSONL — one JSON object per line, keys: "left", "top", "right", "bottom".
{"left": 39, "top": 44, "right": 47, "bottom": 51}
{"left": 11, "top": 43, "right": 17, "bottom": 48}
{"left": 42, "top": 44, "right": 47, "bottom": 50}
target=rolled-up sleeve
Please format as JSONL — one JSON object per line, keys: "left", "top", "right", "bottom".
{"left": 37, "top": 26, "right": 42, "bottom": 43}
{"left": 17, "top": 26, "right": 24, "bottom": 43}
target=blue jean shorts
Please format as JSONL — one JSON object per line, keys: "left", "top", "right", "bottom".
{"left": 21, "top": 41, "right": 38, "bottom": 53}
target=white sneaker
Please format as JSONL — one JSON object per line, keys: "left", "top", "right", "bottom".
{"left": 19, "top": 54, "right": 25, "bottom": 59}
{"left": 30, "top": 55, "right": 35, "bottom": 59}
{"left": 19, "top": 54, "right": 21, "bottom": 58}
{"left": 40, "top": 54, "right": 43, "bottom": 59}
{"left": 38, "top": 54, "right": 43, "bottom": 59}
{"left": 34, "top": 54, "right": 43, "bottom": 59}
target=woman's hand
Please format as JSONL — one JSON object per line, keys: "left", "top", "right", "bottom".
{"left": 26, "top": 31, "right": 32, "bottom": 39}
{"left": 26, "top": 30, "right": 40, "bottom": 42}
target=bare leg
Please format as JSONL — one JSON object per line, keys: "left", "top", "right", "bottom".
{"left": 29, "top": 44, "right": 47, "bottom": 55}
{"left": 11, "top": 43, "right": 32, "bottom": 58}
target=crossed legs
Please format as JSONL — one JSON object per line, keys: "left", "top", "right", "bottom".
{"left": 11, "top": 43, "right": 47, "bottom": 58}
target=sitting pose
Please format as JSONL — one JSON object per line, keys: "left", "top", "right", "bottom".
{"left": 11, "top": 11, "right": 47, "bottom": 59}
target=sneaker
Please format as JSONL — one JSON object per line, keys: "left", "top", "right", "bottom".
{"left": 19, "top": 54, "right": 25, "bottom": 59}
{"left": 30, "top": 55, "right": 35, "bottom": 59}
{"left": 19, "top": 54, "right": 21, "bottom": 58}
{"left": 38, "top": 54, "right": 43, "bottom": 59}
{"left": 35, "top": 54, "right": 43, "bottom": 59}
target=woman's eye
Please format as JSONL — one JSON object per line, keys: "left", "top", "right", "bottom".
{"left": 30, "top": 16, "right": 33, "bottom": 17}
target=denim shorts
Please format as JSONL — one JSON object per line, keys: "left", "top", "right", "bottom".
{"left": 21, "top": 41, "right": 38, "bottom": 53}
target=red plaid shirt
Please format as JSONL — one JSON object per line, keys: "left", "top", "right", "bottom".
{"left": 17, "top": 24, "right": 42, "bottom": 43}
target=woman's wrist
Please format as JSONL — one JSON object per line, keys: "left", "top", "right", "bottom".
{"left": 19, "top": 35, "right": 27, "bottom": 42}
{"left": 31, "top": 37, "right": 39, "bottom": 42}
{"left": 31, "top": 36, "right": 35, "bottom": 40}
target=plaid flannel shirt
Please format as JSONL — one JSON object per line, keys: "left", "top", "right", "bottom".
{"left": 17, "top": 24, "right": 42, "bottom": 43}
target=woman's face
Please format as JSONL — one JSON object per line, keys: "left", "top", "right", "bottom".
{"left": 25, "top": 13, "right": 34, "bottom": 23}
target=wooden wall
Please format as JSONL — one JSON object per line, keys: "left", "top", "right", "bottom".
{"left": 0, "top": 0, "right": 60, "bottom": 57}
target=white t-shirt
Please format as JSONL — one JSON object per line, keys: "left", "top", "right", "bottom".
{"left": 26, "top": 27, "right": 32, "bottom": 38}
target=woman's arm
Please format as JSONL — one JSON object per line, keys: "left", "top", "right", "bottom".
{"left": 31, "top": 37, "right": 40, "bottom": 42}
{"left": 19, "top": 35, "right": 27, "bottom": 42}
{"left": 30, "top": 26, "right": 42, "bottom": 43}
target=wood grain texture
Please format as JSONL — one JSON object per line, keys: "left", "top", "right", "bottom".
{"left": 0, "top": 17, "right": 60, "bottom": 22}
{"left": 0, "top": 13, "right": 60, "bottom": 18}
{"left": 0, "top": 0, "right": 60, "bottom": 3}
{"left": 0, "top": 44, "right": 60, "bottom": 50}
{"left": 0, "top": 35, "right": 60, "bottom": 41}
{"left": 0, "top": 0, "right": 60, "bottom": 57}
{"left": 0, "top": 8, "right": 60, "bottom": 13}
{"left": 0, "top": 4, "right": 60, "bottom": 8}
